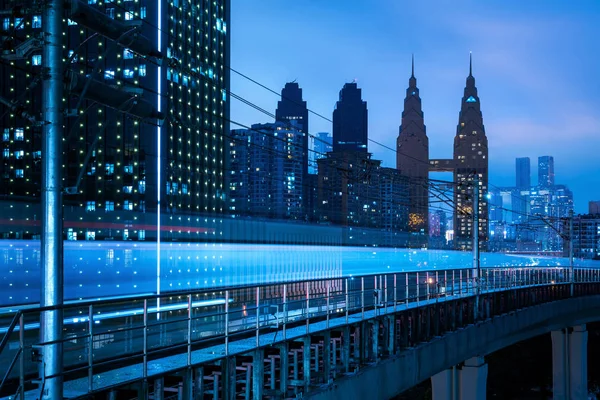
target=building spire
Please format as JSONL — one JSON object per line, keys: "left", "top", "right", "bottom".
{"left": 411, "top": 53, "right": 415, "bottom": 78}
{"left": 469, "top": 51, "right": 472, "bottom": 77}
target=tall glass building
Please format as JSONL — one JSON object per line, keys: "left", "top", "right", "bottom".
{"left": 0, "top": 0, "right": 231, "bottom": 242}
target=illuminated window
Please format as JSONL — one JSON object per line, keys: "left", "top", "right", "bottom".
{"left": 86, "top": 201, "right": 95, "bottom": 212}
{"left": 123, "top": 49, "right": 134, "bottom": 59}
{"left": 125, "top": 11, "right": 133, "bottom": 21}
{"left": 32, "top": 55, "right": 41, "bottom": 66}
{"left": 15, "top": 18, "right": 24, "bottom": 29}
{"left": 140, "top": 7, "right": 146, "bottom": 18}
{"left": 32, "top": 16, "right": 41, "bottom": 29}
{"left": 67, "top": 229, "right": 77, "bottom": 241}
{"left": 124, "top": 200, "right": 133, "bottom": 210}
{"left": 14, "top": 128, "right": 24, "bottom": 141}
{"left": 104, "top": 70, "right": 115, "bottom": 80}
{"left": 2, "top": 18, "right": 9, "bottom": 30}
{"left": 123, "top": 69, "right": 134, "bottom": 79}
{"left": 2, "top": 149, "right": 8, "bottom": 158}
{"left": 139, "top": 64, "right": 146, "bottom": 77}
{"left": 15, "top": 150, "right": 23, "bottom": 159}
{"left": 466, "top": 96, "right": 477, "bottom": 103}
{"left": 105, "top": 201, "right": 114, "bottom": 212}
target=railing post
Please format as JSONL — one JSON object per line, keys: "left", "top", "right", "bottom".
{"left": 384, "top": 275, "right": 388, "bottom": 310}
{"left": 283, "top": 284, "right": 288, "bottom": 340}
{"left": 393, "top": 274, "right": 397, "bottom": 312}
{"left": 143, "top": 299, "right": 148, "bottom": 379}
{"left": 416, "top": 272, "right": 420, "bottom": 305}
{"left": 405, "top": 273, "right": 409, "bottom": 306}
{"left": 326, "top": 283, "right": 330, "bottom": 329}
{"left": 223, "top": 292, "right": 228, "bottom": 357}
{"left": 88, "top": 304, "right": 94, "bottom": 392}
{"left": 569, "top": 209, "right": 574, "bottom": 296}
{"left": 452, "top": 270, "right": 455, "bottom": 297}
{"left": 19, "top": 313, "right": 24, "bottom": 400}
{"left": 459, "top": 270, "right": 463, "bottom": 296}
{"left": 256, "top": 287, "right": 261, "bottom": 346}
{"left": 361, "top": 277, "right": 365, "bottom": 320}
{"left": 426, "top": 272, "right": 430, "bottom": 300}
{"left": 345, "top": 279, "right": 349, "bottom": 324}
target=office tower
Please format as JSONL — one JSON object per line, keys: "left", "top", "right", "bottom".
{"left": 0, "top": 0, "right": 230, "bottom": 241}
{"left": 452, "top": 55, "right": 489, "bottom": 250}
{"left": 590, "top": 201, "right": 600, "bottom": 214}
{"left": 569, "top": 214, "right": 600, "bottom": 259}
{"left": 516, "top": 157, "right": 531, "bottom": 188}
{"left": 397, "top": 56, "right": 429, "bottom": 239}
{"left": 276, "top": 82, "right": 309, "bottom": 177}
{"left": 229, "top": 122, "right": 305, "bottom": 220}
{"left": 332, "top": 82, "right": 368, "bottom": 153}
{"left": 538, "top": 156, "right": 555, "bottom": 187}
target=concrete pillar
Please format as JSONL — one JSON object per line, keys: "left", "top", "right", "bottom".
{"left": 323, "top": 331, "right": 331, "bottom": 383}
{"left": 194, "top": 366, "right": 204, "bottom": 400}
{"left": 107, "top": 390, "right": 117, "bottom": 400}
{"left": 303, "top": 336, "right": 311, "bottom": 392}
{"left": 431, "top": 367, "right": 458, "bottom": 400}
{"left": 569, "top": 325, "right": 588, "bottom": 400}
{"left": 138, "top": 380, "right": 148, "bottom": 400}
{"left": 154, "top": 377, "right": 165, "bottom": 400}
{"left": 552, "top": 325, "right": 588, "bottom": 400}
{"left": 459, "top": 356, "right": 487, "bottom": 400}
{"left": 278, "top": 343, "right": 289, "bottom": 397}
{"left": 253, "top": 349, "right": 264, "bottom": 400}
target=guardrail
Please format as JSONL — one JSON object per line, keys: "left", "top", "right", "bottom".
{"left": 0, "top": 266, "right": 599, "bottom": 399}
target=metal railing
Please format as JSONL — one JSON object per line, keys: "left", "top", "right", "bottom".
{"left": 0, "top": 266, "right": 599, "bottom": 398}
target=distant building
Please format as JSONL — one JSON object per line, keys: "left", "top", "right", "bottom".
{"left": 538, "top": 156, "right": 555, "bottom": 187}
{"left": 309, "top": 132, "right": 332, "bottom": 174}
{"left": 229, "top": 122, "right": 305, "bottom": 220}
{"left": 397, "top": 56, "right": 429, "bottom": 242}
{"left": 568, "top": 214, "right": 600, "bottom": 259}
{"left": 516, "top": 157, "right": 531, "bottom": 188}
{"left": 332, "top": 82, "right": 368, "bottom": 153}
{"left": 317, "top": 152, "right": 409, "bottom": 247}
{"left": 589, "top": 201, "right": 600, "bottom": 215}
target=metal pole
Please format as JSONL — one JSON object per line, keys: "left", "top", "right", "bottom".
{"left": 256, "top": 287, "right": 260, "bottom": 347}
{"left": 473, "top": 174, "right": 480, "bottom": 321}
{"left": 40, "top": 0, "right": 64, "bottom": 393}
{"left": 283, "top": 284, "right": 287, "bottom": 340}
{"left": 88, "top": 305, "right": 93, "bottom": 392}
{"left": 569, "top": 209, "right": 574, "bottom": 296}
{"left": 188, "top": 295, "right": 193, "bottom": 362}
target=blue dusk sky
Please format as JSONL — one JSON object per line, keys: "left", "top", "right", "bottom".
{"left": 230, "top": 1, "right": 600, "bottom": 214}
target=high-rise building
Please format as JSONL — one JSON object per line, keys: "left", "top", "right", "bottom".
{"left": 590, "top": 201, "right": 600, "bottom": 214}
{"left": 566, "top": 214, "right": 600, "bottom": 259}
{"left": 0, "top": 0, "right": 230, "bottom": 241}
{"left": 538, "top": 156, "right": 555, "bottom": 187}
{"left": 516, "top": 157, "right": 531, "bottom": 188}
{"left": 229, "top": 122, "right": 305, "bottom": 220}
{"left": 452, "top": 55, "right": 489, "bottom": 250}
{"left": 276, "top": 82, "right": 308, "bottom": 176}
{"left": 397, "top": 56, "right": 429, "bottom": 241}
{"left": 332, "top": 82, "right": 368, "bottom": 153}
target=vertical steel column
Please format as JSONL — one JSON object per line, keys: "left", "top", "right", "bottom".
{"left": 569, "top": 209, "right": 574, "bottom": 296}
{"left": 342, "top": 326, "right": 350, "bottom": 373}
{"left": 278, "top": 343, "right": 289, "bottom": 396}
{"left": 345, "top": 279, "right": 349, "bottom": 324}
{"left": 360, "top": 277, "right": 365, "bottom": 319}
{"left": 393, "top": 274, "right": 397, "bottom": 312}
{"left": 143, "top": 300, "right": 148, "bottom": 379}
{"left": 303, "top": 336, "right": 311, "bottom": 392}
{"left": 326, "top": 283, "right": 330, "bottom": 329}
{"left": 88, "top": 305, "right": 94, "bottom": 392}
{"left": 405, "top": 273, "right": 409, "bottom": 306}
{"left": 256, "top": 287, "right": 260, "bottom": 347}
{"left": 323, "top": 331, "right": 331, "bottom": 383}
{"left": 416, "top": 273, "right": 420, "bottom": 305}
{"left": 224, "top": 291, "right": 229, "bottom": 356}
{"left": 473, "top": 174, "right": 480, "bottom": 322}
{"left": 40, "top": 0, "right": 64, "bottom": 393}
{"left": 19, "top": 314, "right": 24, "bottom": 400}
{"left": 283, "top": 284, "right": 287, "bottom": 340}
{"left": 305, "top": 282, "right": 310, "bottom": 334}
{"left": 188, "top": 295, "right": 193, "bottom": 363}
{"left": 253, "top": 349, "right": 264, "bottom": 400}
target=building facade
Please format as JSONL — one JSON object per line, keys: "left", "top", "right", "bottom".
{"left": 538, "top": 155, "right": 555, "bottom": 187}
{"left": 229, "top": 122, "right": 305, "bottom": 220}
{"left": 332, "top": 82, "right": 368, "bottom": 153}
{"left": 396, "top": 57, "right": 429, "bottom": 243}
{"left": 568, "top": 214, "right": 600, "bottom": 260}
{"left": 0, "top": 0, "right": 231, "bottom": 241}
{"left": 516, "top": 157, "right": 531, "bottom": 189}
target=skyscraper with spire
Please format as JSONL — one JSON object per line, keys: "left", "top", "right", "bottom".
{"left": 452, "top": 54, "right": 489, "bottom": 250}
{"left": 397, "top": 56, "right": 429, "bottom": 243}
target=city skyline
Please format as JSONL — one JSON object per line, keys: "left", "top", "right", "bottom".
{"left": 231, "top": 0, "right": 600, "bottom": 214}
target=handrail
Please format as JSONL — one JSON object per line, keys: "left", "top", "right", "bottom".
{"left": 0, "top": 267, "right": 598, "bottom": 398}
{"left": 0, "top": 311, "right": 21, "bottom": 355}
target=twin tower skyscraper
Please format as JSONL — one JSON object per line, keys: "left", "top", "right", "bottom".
{"left": 397, "top": 55, "right": 489, "bottom": 249}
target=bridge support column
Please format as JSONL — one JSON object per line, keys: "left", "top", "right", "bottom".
{"left": 107, "top": 389, "right": 117, "bottom": 400}
{"left": 323, "top": 331, "right": 331, "bottom": 382}
{"left": 154, "top": 377, "right": 164, "bottom": 400}
{"left": 387, "top": 315, "right": 396, "bottom": 355}
{"left": 193, "top": 366, "right": 204, "bottom": 400}
{"left": 181, "top": 368, "right": 193, "bottom": 400}
{"left": 223, "top": 356, "right": 237, "bottom": 400}
{"left": 431, "top": 356, "right": 487, "bottom": 400}
{"left": 278, "top": 343, "right": 289, "bottom": 396}
{"left": 342, "top": 326, "right": 350, "bottom": 373}
{"left": 253, "top": 349, "right": 264, "bottom": 400}
{"left": 371, "top": 320, "right": 379, "bottom": 362}
{"left": 552, "top": 325, "right": 588, "bottom": 400}
{"left": 303, "top": 336, "right": 312, "bottom": 392}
